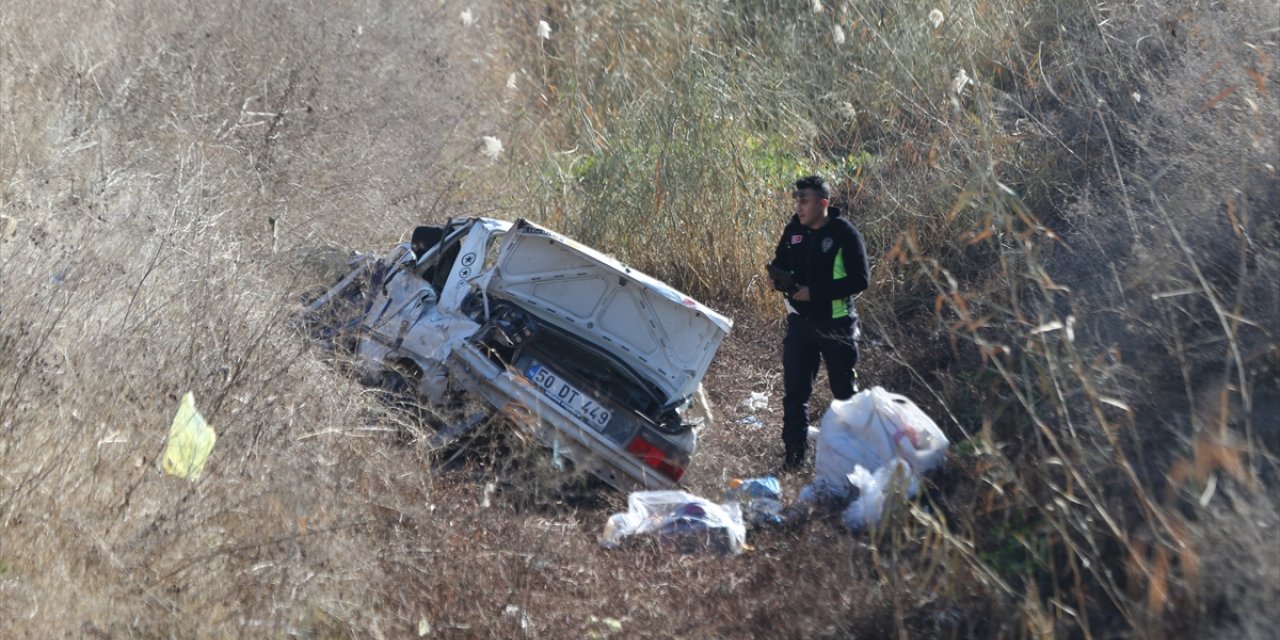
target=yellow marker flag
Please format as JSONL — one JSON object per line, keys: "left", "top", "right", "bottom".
{"left": 163, "top": 392, "right": 216, "bottom": 480}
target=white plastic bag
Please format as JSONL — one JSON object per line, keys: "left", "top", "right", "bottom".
{"left": 841, "top": 459, "right": 919, "bottom": 530}
{"left": 813, "top": 386, "right": 948, "bottom": 491}
{"left": 601, "top": 490, "right": 746, "bottom": 555}
{"left": 800, "top": 387, "right": 948, "bottom": 529}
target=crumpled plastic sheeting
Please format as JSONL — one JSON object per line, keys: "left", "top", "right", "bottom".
{"left": 163, "top": 392, "right": 216, "bottom": 481}
{"left": 798, "top": 387, "right": 948, "bottom": 530}
{"left": 840, "top": 458, "right": 919, "bottom": 530}
{"left": 601, "top": 490, "right": 746, "bottom": 555}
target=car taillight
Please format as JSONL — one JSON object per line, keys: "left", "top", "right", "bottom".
{"left": 626, "top": 435, "right": 685, "bottom": 483}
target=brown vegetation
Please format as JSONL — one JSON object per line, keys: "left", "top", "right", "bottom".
{"left": 2, "top": 0, "right": 1276, "bottom": 638}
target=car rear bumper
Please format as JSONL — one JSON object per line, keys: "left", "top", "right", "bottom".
{"left": 446, "top": 345, "right": 681, "bottom": 492}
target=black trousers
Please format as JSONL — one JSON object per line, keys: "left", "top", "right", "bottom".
{"left": 781, "top": 314, "right": 859, "bottom": 450}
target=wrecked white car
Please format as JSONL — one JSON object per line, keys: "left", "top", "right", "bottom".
{"left": 303, "top": 218, "right": 732, "bottom": 491}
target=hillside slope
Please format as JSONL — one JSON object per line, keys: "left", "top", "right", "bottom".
{"left": 2, "top": 1, "right": 1276, "bottom": 638}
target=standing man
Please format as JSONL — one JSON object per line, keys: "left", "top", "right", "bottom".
{"left": 768, "top": 175, "right": 870, "bottom": 471}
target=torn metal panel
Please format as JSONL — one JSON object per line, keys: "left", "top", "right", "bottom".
{"left": 304, "top": 217, "right": 732, "bottom": 491}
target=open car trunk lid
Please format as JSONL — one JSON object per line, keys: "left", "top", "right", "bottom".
{"left": 487, "top": 219, "right": 731, "bottom": 404}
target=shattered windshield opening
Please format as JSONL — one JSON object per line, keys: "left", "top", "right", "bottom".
{"left": 416, "top": 233, "right": 464, "bottom": 296}
{"left": 483, "top": 231, "right": 505, "bottom": 271}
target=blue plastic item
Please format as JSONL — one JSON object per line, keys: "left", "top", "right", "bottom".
{"left": 727, "top": 476, "right": 784, "bottom": 526}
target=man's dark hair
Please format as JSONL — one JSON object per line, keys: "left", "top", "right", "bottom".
{"left": 794, "top": 175, "right": 831, "bottom": 200}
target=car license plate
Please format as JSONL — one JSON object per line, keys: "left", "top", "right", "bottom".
{"left": 524, "top": 362, "right": 611, "bottom": 430}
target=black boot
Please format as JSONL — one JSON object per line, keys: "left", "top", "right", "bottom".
{"left": 783, "top": 441, "right": 807, "bottom": 472}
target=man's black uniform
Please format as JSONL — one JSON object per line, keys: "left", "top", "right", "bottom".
{"left": 770, "top": 206, "right": 870, "bottom": 468}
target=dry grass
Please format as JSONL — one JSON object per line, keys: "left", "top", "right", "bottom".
{"left": 0, "top": 1, "right": 911, "bottom": 638}
{"left": 490, "top": 0, "right": 1280, "bottom": 637}
{"left": 3, "top": 0, "right": 1278, "bottom": 638}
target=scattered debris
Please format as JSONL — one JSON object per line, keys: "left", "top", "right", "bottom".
{"left": 601, "top": 490, "right": 745, "bottom": 555}
{"left": 929, "top": 8, "right": 945, "bottom": 29}
{"left": 796, "top": 387, "right": 949, "bottom": 530}
{"left": 586, "top": 615, "right": 624, "bottom": 639}
{"left": 480, "top": 135, "right": 503, "bottom": 161}
{"left": 502, "top": 604, "right": 530, "bottom": 632}
{"left": 480, "top": 481, "right": 496, "bottom": 509}
{"left": 725, "top": 476, "right": 783, "bottom": 527}
{"left": 162, "top": 392, "right": 217, "bottom": 480}
{"left": 741, "top": 391, "right": 769, "bottom": 412}
{"left": 736, "top": 392, "right": 770, "bottom": 428}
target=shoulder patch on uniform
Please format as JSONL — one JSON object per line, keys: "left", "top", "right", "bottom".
{"left": 790, "top": 234, "right": 804, "bottom": 244}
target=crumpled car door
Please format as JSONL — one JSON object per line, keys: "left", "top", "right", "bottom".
{"left": 365, "top": 256, "right": 439, "bottom": 349}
